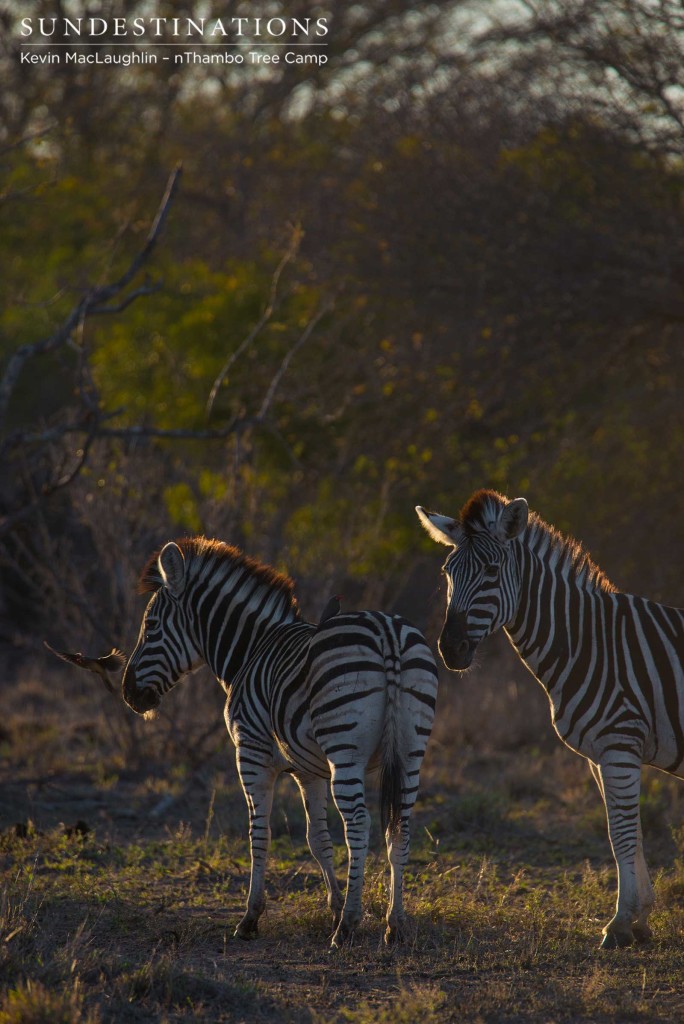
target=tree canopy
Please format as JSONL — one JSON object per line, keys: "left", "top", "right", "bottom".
{"left": 1, "top": 0, "right": 683, "bottom": 650}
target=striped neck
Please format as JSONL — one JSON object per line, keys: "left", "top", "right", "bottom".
{"left": 180, "top": 546, "right": 301, "bottom": 684}
{"left": 507, "top": 518, "right": 615, "bottom": 689}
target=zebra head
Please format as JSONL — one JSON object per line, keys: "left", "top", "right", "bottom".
{"left": 416, "top": 492, "right": 529, "bottom": 670}
{"left": 122, "top": 542, "right": 202, "bottom": 715}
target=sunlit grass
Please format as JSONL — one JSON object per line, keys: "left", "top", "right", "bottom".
{"left": 2, "top": 666, "right": 684, "bottom": 1022}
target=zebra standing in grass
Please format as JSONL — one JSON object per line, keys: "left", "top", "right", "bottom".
{"left": 416, "top": 489, "right": 684, "bottom": 949}
{"left": 122, "top": 537, "right": 438, "bottom": 948}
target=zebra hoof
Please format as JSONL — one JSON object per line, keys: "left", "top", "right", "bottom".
{"left": 633, "top": 924, "right": 653, "bottom": 944}
{"left": 234, "top": 920, "right": 259, "bottom": 940}
{"left": 384, "top": 920, "right": 407, "bottom": 946}
{"left": 600, "top": 928, "right": 634, "bottom": 950}
{"left": 330, "top": 920, "right": 355, "bottom": 950}
{"left": 329, "top": 905, "right": 343, "bottom": 930}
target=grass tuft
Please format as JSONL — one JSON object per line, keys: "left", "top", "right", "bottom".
{"left": 0, "top": 978, "right": 99, "bottom": 1024}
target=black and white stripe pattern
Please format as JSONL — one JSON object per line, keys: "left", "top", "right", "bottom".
{"left": 417, "top": 490, "right": 684, "bottom": 949}
{"left": 123, "top": 537, "right": 438, "bottom": 947}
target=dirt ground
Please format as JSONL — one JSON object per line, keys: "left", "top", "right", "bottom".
{"left": 2, "top": 653, "right": 684, "bottom": 1023}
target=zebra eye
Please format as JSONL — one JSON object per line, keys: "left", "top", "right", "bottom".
{"left": 482, "top": 563, "right": 498, "bottom": 580}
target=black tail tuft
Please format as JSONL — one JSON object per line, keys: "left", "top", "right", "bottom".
{"left": 380, "top": 746, "right": 403, "bottom": 837}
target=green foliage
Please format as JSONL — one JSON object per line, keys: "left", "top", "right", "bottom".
{"left": 2, "top": 0, "right": 683, "bottom": 627}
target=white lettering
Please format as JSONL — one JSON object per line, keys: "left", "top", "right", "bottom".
{"left": 62, "top": 18, "right": 82, "bottom": 36}
{"left": 267, "top": 18, "right": 287, "bottom": 37}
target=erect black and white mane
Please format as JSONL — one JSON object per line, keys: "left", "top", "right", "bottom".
{"left": 459, "top": 488, "right": 616, "bottom": 593}
{"left": 138, "top": 536, "right": 299, "bottom": 604}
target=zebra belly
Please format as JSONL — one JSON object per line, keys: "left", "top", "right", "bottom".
{"left": 645, "top": 739, "right": 684, "bottom": 779}
{"left": 273, "top": 729, "right": 330, "bottom": 779}
{"left": 553, "top": 706, "right": 684, "bottom": 779}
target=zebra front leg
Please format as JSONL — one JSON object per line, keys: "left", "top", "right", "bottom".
{"left": 330, "top": 765, "right": 371, "bottom": 949}
{"left": 294, "top": 774, "right": 344, "bottom": 928}
{"left": 596, "top": 757, "right": 644, "bottom": 950}
{"left": 235, "top": 760, "right": 277, "bottom": 940}
{"left": 633, "top": 810, "right": 655, "bottom": 943}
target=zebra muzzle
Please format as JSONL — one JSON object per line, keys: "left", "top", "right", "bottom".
{"left": 439, "top": 612, "right": 474, "bottom": 671}
{"left": 122, "top": 671, "right": 161, "bottom": 715}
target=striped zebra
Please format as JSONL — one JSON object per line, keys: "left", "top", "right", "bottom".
{"left": 122, "top": 537, "right": 438, "bottom": 948}
{"left": 416, "top": 489, "right": 684, "bottom": 949}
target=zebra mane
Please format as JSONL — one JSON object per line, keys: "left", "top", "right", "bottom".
{"left": 460, "top": 489, "right": 616, "bottom": 594}
{"left": 459, "top": 489, "right": 508, "bottom": 538}
{"left": 526, "top": 514, "right": 616, "bottom": 593}
{"left": 137, "top": 536, "right": 298, "bottom": 607}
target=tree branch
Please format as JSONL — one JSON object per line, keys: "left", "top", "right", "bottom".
{"left": 0, "top": 163, "right": 182, "bottom": 432}
{"left": 256, "top": 301, "right": 333, "bottom": 422}
{"left": 205, "top": 224, "right": 303, "bottom": 420}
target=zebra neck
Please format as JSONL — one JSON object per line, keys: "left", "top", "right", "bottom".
{"left": 507, "top": 536, "right": 606, "bottom": 694}
{"left": 190, "top": 570, "right": 300, "bottom": 683}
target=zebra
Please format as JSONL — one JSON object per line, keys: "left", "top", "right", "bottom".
{"left": 122, "top": 537, "right": 438, "bottom": 948}
{"left": 416, "top": 489, "right": 684, "bottom": 949}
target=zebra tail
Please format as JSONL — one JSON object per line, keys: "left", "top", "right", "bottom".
{"left": 379, "top": 622, "right": 403, "bottom": 837}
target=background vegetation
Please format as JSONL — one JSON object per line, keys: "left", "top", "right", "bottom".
{"left": 1, "top": 1, "right": 683, "bottom": 1021}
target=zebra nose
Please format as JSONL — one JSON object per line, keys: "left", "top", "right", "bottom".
{"left": 122, "top": 667, "right": 160, "bottom": 715}
{"left": 439, "top": 611, "right": 473, "bottom": 671}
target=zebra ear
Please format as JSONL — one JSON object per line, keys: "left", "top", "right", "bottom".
{"left": 415, "top": 506, "right": 460, "bottom": 547}
{"left": 497, "top": 497, "right": 528, "bottom": 541}
{"left": 158, "top": 542, "right": 186, "bottom": 596}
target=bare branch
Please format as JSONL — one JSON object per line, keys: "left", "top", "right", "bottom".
{"left": 256, "top": 301, "right": 333, "bottom": 422}
{"left": 96, "top": 424, "right": 244, "bottom": 441}
{"left": 89, "top": 280, "right": 162, "bottom": 315}
{"left": 0, "top": 164, "right": 182, "bottom": 432}
{"left": 0, "top": 122, "right": 58, "bottom": 159}
{"left": 205, "top": 224, "right": 303, "bottom": 420}
{"left": 0, "top": 426, "right": 97, "bottom": 539}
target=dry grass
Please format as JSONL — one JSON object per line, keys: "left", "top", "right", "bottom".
{"left": 1, "top": 648, "right": 684, "bottom": 1023}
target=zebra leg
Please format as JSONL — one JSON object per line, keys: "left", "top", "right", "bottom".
{"left": 329, "top": 765, "right": 371, "bottom": 948}
{"left": 384, "top": 750, "right": 424, "bottom": 944}
{"left": 235, "top": 761, "right": 276, "bottom": 940}
{"left": 384, "top": 817, "right": 411, "bottom": 944}
{"left": 294, "top": 774, "right": 344, "bottom": 927}
{"left": 596, "top": 757, "right": 644, "bottom": 949}
{"left": 633, "top": 812, "right": 655, "bottom": 943}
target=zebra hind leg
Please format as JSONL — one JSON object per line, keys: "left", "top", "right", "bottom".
{"left": 329, "top": 765, "right": 371, "bottom": 949}
{"left": 234, "top": 760, "right": 277, "bottom": 940}
{"left": 294, "top": 774, "right": 344, "bottom": 928}
{"left": 384, "top": 818, "right": 410, "bottom": 944}
{"left": 384, "top": 750, "right": 424, "bottom": 944}
{"left": 384, "top": 651, "right": 437, "bottom": 945}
